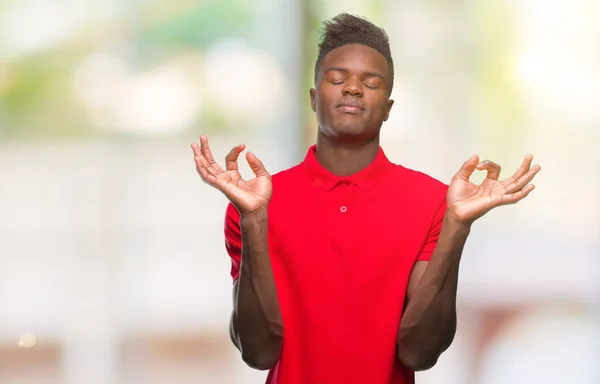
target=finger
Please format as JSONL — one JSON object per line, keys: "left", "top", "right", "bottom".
{"left": 225, "top": 144, "right": 246, "bottom": 171}
{"left": 200, "top": 135, "right": 224, "bottom": 173}
{"left": 502, "top": 154, "right": 533, "bottom": 187}
{"left": 191, "top": 142, "right": 201, "bottom": 157}
{"left": 504, "top": 164, "right": 541, "bottom": 194}
{"left": 246, "top": 152, "right": 269, "bottom": 177}
{"left": 515, "top": 154, "right": 534, "bottom": 178}
{"left": 194, "top": 153, "right": 218, "bottom": 185}
{"left": 498, "top": 184, "right": 535, "bottom": 206}
{"left": 453, "top": 155, "right": 479, "bottom": 181}
{"left": 476, "top": 160, "right": 502, "bottom": 181}
{"left": 194, "top": 151, "right": 211, "bottom": 172}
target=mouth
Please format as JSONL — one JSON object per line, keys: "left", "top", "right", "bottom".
{"left": 336, "top": 100, "right": 365, "bottom": 113}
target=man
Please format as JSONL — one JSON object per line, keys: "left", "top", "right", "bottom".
{"left": 191, "top": 13, "right": 540, "bottom": 384}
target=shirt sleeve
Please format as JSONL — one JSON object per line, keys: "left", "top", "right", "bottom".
{"left": 224, "top": 202, "right": 242, "bottom": 282}
{"left": 417, "top": 199, "right": 447, "bottom": 261}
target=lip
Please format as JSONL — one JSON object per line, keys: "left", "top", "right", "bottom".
{"left": 335, "top": 100, "right": 365, "bottom": 113}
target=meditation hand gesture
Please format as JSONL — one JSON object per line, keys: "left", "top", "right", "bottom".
{"left": 191, "top": 135, "right": 272, "bottom": 215}
{"left": 447, "top": 154, "right": 541, "bottom": 225}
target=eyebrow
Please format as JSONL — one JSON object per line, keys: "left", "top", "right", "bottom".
{"left": 324, "top": 67, "right": 386, "bottom": 82}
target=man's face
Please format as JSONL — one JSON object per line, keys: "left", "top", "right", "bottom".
{"left": 310, "top": 44, "right": 394, "bottom": 143}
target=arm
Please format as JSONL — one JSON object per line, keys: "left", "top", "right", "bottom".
{"left": 230, "top": 207, "right": 283, "bottom": 370}
{"left": 191, "top": 135, "right": 283, "bottom": 370}
{"left": 397, "top": 215, "right": 469, "bottom": 371}
{"left": 397, "top": 154, "right": 541, "bottom": 371}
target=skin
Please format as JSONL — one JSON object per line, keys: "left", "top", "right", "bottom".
{"left": 310, "top": 44, "right": 394, "bottom": 176}
{"left": 191, "top": 43, "right": 541, "bottom": 372}
{"left": 191, "top": 138, "right": 282, "bottom": 370}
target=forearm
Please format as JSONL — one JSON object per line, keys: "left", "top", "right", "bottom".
{"left": 397, "top": 215, "right": 470, "bottom": 370}
{"left": 233, "top": 208, "right": 283, "bottom": 370}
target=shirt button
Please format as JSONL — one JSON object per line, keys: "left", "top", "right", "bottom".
{"left": 340, "top": 206, "right": 348, "bottom": 213}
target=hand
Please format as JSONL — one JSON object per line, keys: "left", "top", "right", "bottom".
{"left": 191, "top": 135, "right": 272, "bottom": 215}
{"left": 446, "top": 154, "right": 541, "bottom": 225}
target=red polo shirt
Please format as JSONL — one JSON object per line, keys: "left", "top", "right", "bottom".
{"left": 224, "top": 145, "right": 447, "bottom": 384}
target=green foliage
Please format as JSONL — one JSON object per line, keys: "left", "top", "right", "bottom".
{"left": 137, "top": 0, "right": 253, "bottom": 49}
{"left": 0, "top": 0, "right": 253, "bottom": 139}
{"left": 0, "top": 49, "right": 93, "bottom": 138}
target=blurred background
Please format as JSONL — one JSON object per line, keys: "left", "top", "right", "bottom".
{"left": 0, "top": 0, "right": 599, "bottom": 383}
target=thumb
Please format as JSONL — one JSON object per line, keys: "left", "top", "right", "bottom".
{"left": 246, "top": 152, "right": 270, "bottom": 177}
{"left": 453, "top": 154, "right": 479, "bottom": 182}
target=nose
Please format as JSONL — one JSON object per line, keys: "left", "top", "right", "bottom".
{"left": 342, "top": 77, "right": 363, "bottom": 97}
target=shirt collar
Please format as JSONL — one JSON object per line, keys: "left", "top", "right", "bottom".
{"left": 301, "top": 144, "right": 391, "bottom": 192}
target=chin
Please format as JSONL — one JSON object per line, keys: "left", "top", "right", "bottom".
{"left": 328, "top": 129, "right": 376, "bottom": 145}
{"left": 330, "top": 124, "right": 366, "bottom": 137}
{"left": 327, "top": 116, "right": 363, "bottom": 133}
{"left": 319, "top": 117, "right": 378, "bottom": 141}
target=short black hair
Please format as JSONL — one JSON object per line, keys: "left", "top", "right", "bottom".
{"left": 314, "top": 13, "right": 394, "bottom": 85}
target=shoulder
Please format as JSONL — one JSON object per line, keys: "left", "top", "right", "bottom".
{"left": 271, "top": 163, "right": 306, "bottom": 185}
{"left": 270, "top": 163, "right": 309, "bottom": 199}
{"left": 225, "top": 162, "right": 306, "bottom": 221}
{"left": 383, "top": 162, "right": 448, "bottom": 216}
{"left": 385, "top": 163, "right": 448, "bottom": 227}
{"left": 388, "top": 163, "right": 448, "bottom": 195}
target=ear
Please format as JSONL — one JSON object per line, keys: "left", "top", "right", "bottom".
{"left": 309, "top": 88, "right": 317, "bottom": 112}
{"left": 383, "top": 99, "right": 394, "bottom": 121}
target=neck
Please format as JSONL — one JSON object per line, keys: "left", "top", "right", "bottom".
{"left": 315, "top": 133, "right": 380, "bottom": 176}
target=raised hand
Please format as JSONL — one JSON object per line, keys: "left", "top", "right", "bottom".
{"left": 447, "top": 154, "right": 541, "bottom": 224}
{"left": 191, "top": 135, "right": 272, "bottom": 215}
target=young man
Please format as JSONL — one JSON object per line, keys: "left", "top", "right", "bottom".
{"left": 192, "top": 13, "right": 540, "bottom": 384}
